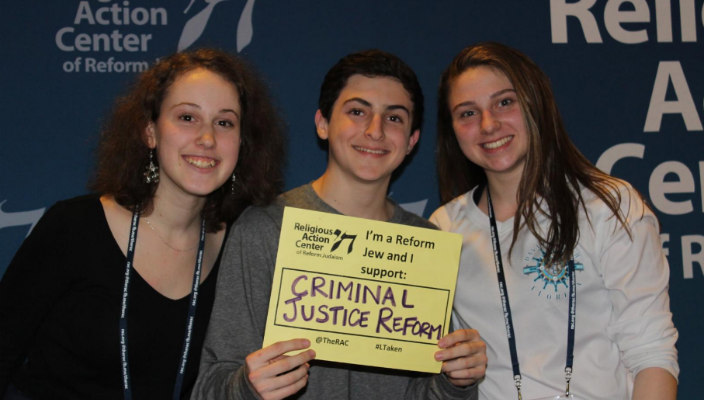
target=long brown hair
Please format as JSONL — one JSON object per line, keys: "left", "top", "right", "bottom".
{"left": 91, "top": 48, "right": 285, "bottom": 232}
{"left": 437, "top": 42, "right": 632, "bottom": 268}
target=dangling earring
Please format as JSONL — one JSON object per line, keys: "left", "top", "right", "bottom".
{"left": 230, "top": 172, "right": 237, "bottom": 194}
{"left": 144, "top": 148, "right": 159, "bottom": 184}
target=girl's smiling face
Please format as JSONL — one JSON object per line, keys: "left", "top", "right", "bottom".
{"left": 448, "top": 65, "right": 529, "bottom": 184}
{"left": 146, "top": 67, "right": 241, "bottom": 201}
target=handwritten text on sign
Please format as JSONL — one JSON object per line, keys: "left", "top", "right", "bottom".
{"left": 263, "top": 207, "right": 462, "bottom": 373}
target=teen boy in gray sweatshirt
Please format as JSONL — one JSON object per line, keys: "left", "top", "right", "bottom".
{"left": 192, "top": 49, "right": 486, "bottom": 400}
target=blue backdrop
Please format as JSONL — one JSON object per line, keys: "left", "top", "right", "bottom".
{"left": 1, "top": 1, "right": 701, "bottom": 396}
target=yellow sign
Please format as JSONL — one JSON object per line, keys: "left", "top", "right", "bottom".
{"left": 263, "top": 207, "right": 462, "bottom": 373}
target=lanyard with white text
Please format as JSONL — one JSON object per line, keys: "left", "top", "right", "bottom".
{"left": 486, "top": 190, "right": 576, "bottom": 400}
{"left": 119, "top": 210, "right": 206, "bottom": 400}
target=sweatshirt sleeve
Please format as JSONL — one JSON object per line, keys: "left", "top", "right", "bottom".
{"left": 191, "top": 206, "right": 281, "bottom": 400}
{"left": 597, "top": 183, "right": 679, "bottom": 380}
{"left": 405, "top": 373, "right": 478, "bottom": 399}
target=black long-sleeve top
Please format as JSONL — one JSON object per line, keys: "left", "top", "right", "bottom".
{"left": 0, "top": 195, "right": 221, "bottom": 399}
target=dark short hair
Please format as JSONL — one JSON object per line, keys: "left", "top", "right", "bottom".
{"left": 318, "top": 49, "right": 424, "bottom": 133}
{"left": 90, "top": 48, "right": 285, "bottom": 231}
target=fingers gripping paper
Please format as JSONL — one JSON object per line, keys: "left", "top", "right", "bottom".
{"left": 263, "top": 207, "right": 462, "bottom": 373}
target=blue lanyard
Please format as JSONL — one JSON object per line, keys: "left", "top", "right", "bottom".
{"left": 120, "top": 210, "right": 206, "bottom": 400}
{"left": 486, "top": 190, "right": 576, "bottom": 400}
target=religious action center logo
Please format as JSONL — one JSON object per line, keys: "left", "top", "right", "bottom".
{"left": 178, "top": 0, "right": 256, "bottom": 52}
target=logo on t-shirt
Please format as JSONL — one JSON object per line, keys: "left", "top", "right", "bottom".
{"left": 522, "top": 246, "right": 583, "bottom": 301}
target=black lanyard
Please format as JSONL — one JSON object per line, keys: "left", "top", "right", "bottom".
{"left": 119, "top": 210, "right": 206, "bottom": 400}
{"left": 486, "top": 190, "right": 576, "bottom": 400}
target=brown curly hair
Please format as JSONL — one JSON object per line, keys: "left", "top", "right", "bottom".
{"left": 90, "top": 48, "right": 286, "bottom": 232}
